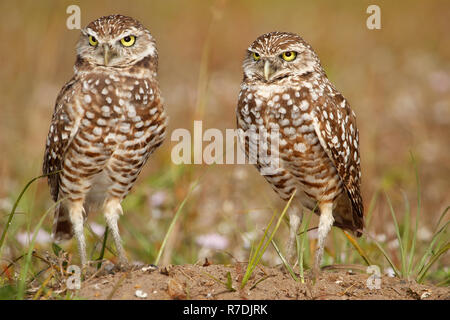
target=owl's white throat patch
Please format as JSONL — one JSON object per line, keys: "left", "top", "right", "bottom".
{"left": 249, "top": 83, "right": 285, "bottom": 100}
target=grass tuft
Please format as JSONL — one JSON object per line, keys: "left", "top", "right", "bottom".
{"left": 297, "top": 211, "right": 313, "bottom": 283}
{"left": 271, "top": 239, "right": 298, "bottom": 281}
{"left": 0, "top": 172, "right": 58, "bottom": 257}
{"left": 241, "top": 191, "right": 296, "bottom": 288}
{"left": 154, "top": 180, "right": 198, "bottom": 266}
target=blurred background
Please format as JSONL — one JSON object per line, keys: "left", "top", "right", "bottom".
{"left": 0, "top": 0, "right": 448, "bottom": 284}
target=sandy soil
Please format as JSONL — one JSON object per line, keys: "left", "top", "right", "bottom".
{"left": 77, "top": 263, "right": 449, "bottom": 300}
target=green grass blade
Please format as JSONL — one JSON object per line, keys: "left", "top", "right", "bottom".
{"left": 250, "top": 275, "right": 272, "bottom": 290}
{"left": 417, "top": 242, "right": 450, "bottom": 283}
{"left": 385, "top": 192, "right": 405, "bottom": 276}
{"left": 154, "top": 180, "right": 198, "bottom": 266}
{"left": 271, "top": 239, "right": 298, "bottom": 281}
{"left": 251, "top": 192, "right": 295, "bottom": 271}
{"left": 247, "top": 208, "right": 277, "bottom": 275}
{"left": 241, "top": 191, "right": 296, "bottom": 288}
{"left": 332, "top": 228, "right": 340, "bottom": 264}
{"left": 0, "top": 173, "right": 57, "bottom": 257}
{"left": 363, "top": 229, "right": 401, "bottom": 277}
{"left": 434, "top": 206, "right": 449, "bottom": 232}
{"left": 96, "top": 226, "right": 109, "bottom": 269}
{"left": 436, "top": 277, "right": 450, "bottom": 287}
{"left": 241, "top": 207, "right": 278, "bottom": 287}
{"left": 121, "top": 216, "right": 156, "bottom": 259}
{"left": 297, "top": 211, "right": 312, "bottom": 283}
{"left": 371, "top": 238, "right": 401, "bottom": 277}
{"left": 365, "top": 189, "right": 380, "bottom": 228}
{"left": 407, "top": 153, "right": 420, "bottom": 276}
{"left": 401, "top": 191, "right": 411, "bottom": 276}
{"left": 16, "top": 198, "right": 63, "bottom": 299}
{"left": 414, "top": 220, "right": 449, "bottom": 277}
{"left": 200, "top": 271, "right": 235, "bottom": 292}
{"left": 342, "top": 230, "right": 372, "bottom": 266}
{"left": 51, "top": 243, "right": 63, "bottom": 257}
{"left": 225, "top": 272, "right": 235, "bottom": 291}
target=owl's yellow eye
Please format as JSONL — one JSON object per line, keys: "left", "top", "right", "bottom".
{"left": 281, "top": 51, "right": 297, "bottom": 62}
{"left": 88, "top": 35, "right": 98, "bottom": 46}
{"left": 120, "top": 35, "right": 136, "bottom": 47}
{"left": 252, "top": 52, "right": 261, "bottom": 61}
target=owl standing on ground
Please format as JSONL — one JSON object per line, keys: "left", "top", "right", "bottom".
{"left": 236, "top": 32, "right": 364, "bottom": 275}
{"left": 43, "top": 15, "right": 167, "bottom": 268}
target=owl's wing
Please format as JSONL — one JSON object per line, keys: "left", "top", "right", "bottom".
{"left": 43, "top": 78, "right": 80, "bottom": 201}
{"left": 311, "top": 91, "right": 364, "bottom": 233}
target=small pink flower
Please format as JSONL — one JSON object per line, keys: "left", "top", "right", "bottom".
{"left": 196, "top": 233, "right": 229, "bottom": 250}
{"left": 150, "top": 191, "right": 167, "bottom": 207}
{"left": 90, "top": 222, "right": 105, "bottom": 236}
{"left": 16, "top": 229, "right": 51, "bottom": 246}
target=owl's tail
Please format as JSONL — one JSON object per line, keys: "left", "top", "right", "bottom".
{"left": 52, "top": 203, "right": 74, "bottom": 242}
{"left": 332, "top": 192, "right": 364, "bottom": 238}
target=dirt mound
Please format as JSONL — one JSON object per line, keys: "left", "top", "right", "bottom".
{"left": 78, "top": 263, "right": 449, "bottom": 300}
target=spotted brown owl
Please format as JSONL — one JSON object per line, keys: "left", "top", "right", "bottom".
{"left": 43, "top": 15, "right": 167, "bottom": 268}
{"left": 236, "top": 32, "right": 363, "bottom": 274}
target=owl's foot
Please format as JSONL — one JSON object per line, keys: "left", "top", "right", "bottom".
{"left": 81, "top": 259, "right": 132, "bottom": 278}
{"left": 113, "top": 260, "right": 131, "bottom": 272}
{"left": 78, "top": 261, "right": 103, "bottom": 279}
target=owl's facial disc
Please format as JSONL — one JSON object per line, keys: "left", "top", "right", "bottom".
{"left": 246, "top": 51, "right": 297, "bottom": 83}
{"left": 244, "top": 32, "right": 322, "bottom": 83}
{"left": 82, "top": 30, "right": 142, "bottom": 66}
{"left": 77, "top": 18, "right": 156, "bottom": 68}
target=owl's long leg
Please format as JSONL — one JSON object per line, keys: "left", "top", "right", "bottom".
{"left": 286, "top": 205, "right": 303, "bottom": 266}
{"left": 104, "top": 198, "right": 128, "bottom": 267}
{"left": 314, "top": 201, "right": 334, "bottom": 277}
{"left": 68, "top": 201, "right": 87, "bottom": 267}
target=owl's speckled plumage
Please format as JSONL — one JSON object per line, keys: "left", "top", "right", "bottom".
{"left": 236, "top": 32, "right": 363, "bottom": 273}
{"left": 43, "top": 15, "right": 167, "bottom": 267}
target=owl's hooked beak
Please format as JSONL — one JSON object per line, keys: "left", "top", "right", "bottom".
{"left": 103, "top": 44, "right": 111, "bottom": 66}
{"left": 264, "top": 60, "right": 274, "bottom": 81}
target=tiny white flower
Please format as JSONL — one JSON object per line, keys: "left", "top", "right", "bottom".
{"left": 417, "top": 226, "right": 432, "bottom": 242}
{"left": 135, "top": 290, "right": 148, "bottom": 298}
{"left": 387, "top": 239, "right": 399, "bottom": 250}
{"left": 385, "top": 267, "right": 396, "bottom": 278}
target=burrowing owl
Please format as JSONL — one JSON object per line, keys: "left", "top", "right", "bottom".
{"left": 43, "top": 15, "right": 167, "bottom": 267}
{"left": 236, "top": 32, "right": 363, "bottom": 274}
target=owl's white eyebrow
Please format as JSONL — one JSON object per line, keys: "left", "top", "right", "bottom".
{"left": 247, "top": 49, "right": 261, "bottom": 56}
{"left": 83, "top": 28, "right": 98, "bottom": 38}
{"left": 87, "top": 28, "right": 96, "bottom": 36}
{"left": 284, "top": 45, "right": 304, "bottom": 52}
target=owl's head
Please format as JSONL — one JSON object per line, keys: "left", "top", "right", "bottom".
{"left": 243, "top": 32, "right": 322, "bottom": 83}
{"left": 76, "top": 15, "right": 157, "bottom": 68}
